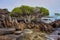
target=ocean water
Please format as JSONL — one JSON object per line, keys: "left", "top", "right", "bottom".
{"left": 48, "top": 16, "right": 60, "bottom": 21}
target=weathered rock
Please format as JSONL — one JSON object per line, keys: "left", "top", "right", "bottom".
{"left": 0, "top": 28, "right": 15, "bottom": 35}
{"left": 0, "top": 36, "right": 13, "bottom": 40}
{"left": 17, "top": 29, "right": 48, "bottom": 40}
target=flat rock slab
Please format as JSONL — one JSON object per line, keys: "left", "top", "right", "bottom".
{"left": 0, "top": 28, "right": 15, "bottom": 35}
{"left": 0, "top": 28, "right": 15, "bottom": 31}
{"left": 5, "top": 34, "right": 21, "bottom": 40}
{"left": 0, "top": 35, "right": 15, "bottom": 40}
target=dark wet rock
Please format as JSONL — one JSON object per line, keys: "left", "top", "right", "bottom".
{"left": 57, "top": 37, "right": 60, "bottom": 40}
{"left": 51, "top": 20, "right": 60, "bottom": 28}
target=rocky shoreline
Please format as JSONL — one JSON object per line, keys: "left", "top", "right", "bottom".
{"left": 0, "top": 9, "right": 60, "bottom": 40}
{"left": 0, "top": 18, "right": 60, "bottom": 40}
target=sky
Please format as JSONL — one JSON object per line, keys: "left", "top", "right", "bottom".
{"left": 0, "top": 0, "right": 60, "bottom": 16}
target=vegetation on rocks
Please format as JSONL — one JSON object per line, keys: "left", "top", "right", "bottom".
{"left": 10, "top": 5, "right": 49, "bottom": 17}
{"left": 0, "top": 5, "right": 60, "bottom": 40}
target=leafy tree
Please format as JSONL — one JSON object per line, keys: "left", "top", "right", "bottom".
{"left": 10, "top": 5, "right": 49, "bottom": 17}
{"left": 0, "top": 9, "right": 9, "bottom": 14}
{"left": 55, "top": 13, "right": 60, "bottom": 16}
{"left": 10, "top": 5, "right": 34, "bottom": 17}
{"left": 3, "top": 9, "right": 9, "bottom": 12}
{"left": 9, "top": 12, "right": 14, "bottom": 17}
{"left": 20, "top": 5, "right": 34, "bottom": 15}
{"left": 12, "top": 7, "right": 23, "bottom": 14}
{"left": 10, "top": 7, "right": 23, "bottom": 17}
{"left": 35, "top": 7, "right": 49, "bottom": 16}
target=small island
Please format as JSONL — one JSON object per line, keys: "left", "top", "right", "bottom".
{"left": 0, "top": 5, "right": 60, "bottom": 40}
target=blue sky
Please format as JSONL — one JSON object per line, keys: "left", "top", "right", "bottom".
{"left": 0, "top": 0, "right": 60, "bottom": 16}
